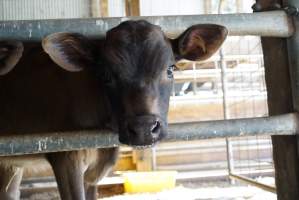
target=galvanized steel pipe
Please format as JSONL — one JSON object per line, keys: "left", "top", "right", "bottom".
{"left": 0, "top": 11, "right": 294, "bottom": 41}
{"left": 0, "top": 113, "right": 297, "bottom": 156}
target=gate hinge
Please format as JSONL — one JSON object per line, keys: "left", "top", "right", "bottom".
{"left": 283, "top": 5, "right": 299, "bottom": 17}
{"left": 252, "top": 2, "right": 299, "bottom": 17}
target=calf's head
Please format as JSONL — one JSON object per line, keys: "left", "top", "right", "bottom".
{"left": 42, "top": 20, "right": 227, "bottom": 147}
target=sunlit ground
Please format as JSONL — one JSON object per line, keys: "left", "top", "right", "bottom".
{"left": 101, "top": 177, "right": 276, "bottom": 200}
{"left": 22, "top": 185, "right": 276, "bottom": 200}
{"left": 100, "top": 185, "right": 276, "bottom": 200}
{"left": 22, "top": 177, "right": 277, "bottom": 200}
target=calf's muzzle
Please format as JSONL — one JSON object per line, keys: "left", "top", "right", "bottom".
{"left": 120, "top": 115, "right": 165, "bottom": 147}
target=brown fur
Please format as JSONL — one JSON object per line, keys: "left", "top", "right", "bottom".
{"left": 0, "top": 21, "right": 227, "bottom": 200}
{"left": 0, "top": 43, "right": 118, "bottom": 200}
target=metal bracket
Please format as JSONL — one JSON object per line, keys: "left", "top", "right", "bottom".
{"left": 252, "top": 1, "right": 281, "bottom": 12}
{"left": 252, "top": 2, "right": 299, "bottom": 17}
{"left": 284, "top": 5, "right": 299, "bottom": 16}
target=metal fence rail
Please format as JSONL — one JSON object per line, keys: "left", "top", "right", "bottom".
{"left": 229, "top": 173, "right": 276, "bottom": 193}
{"left": 0, "top": 11, "right": 293, "bottom": 41}
{"left": 0, "top": 113, "right": 297, "bottom": 156}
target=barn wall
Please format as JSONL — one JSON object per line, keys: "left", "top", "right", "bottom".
{"left": 108, "top": 0, "right": 126, "bottom": 17}
{"left": 0, "top": 0, "right": 257, "bottom": 20}
{"left": 140, "top": 0, "right": 205, "bottom": 16}
{"left": 106, "top": 0, "right": 205, "bottom": 17}
{"left": 0, "top": 0, "right": 90, "bottom": 20}
{"left": 0, "top": 0, "right": 254, "bottom": 20}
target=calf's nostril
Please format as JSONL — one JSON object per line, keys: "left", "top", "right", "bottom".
{"left": 151, "top": 120, "right": 160, "bottom": 134}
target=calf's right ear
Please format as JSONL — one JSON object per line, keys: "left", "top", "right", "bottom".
{"left": 171, "top": 24, "right": 228, "bottom": 62}
{"left": 0, "top": 41, "right": 23, "bottom": 75}
{"left": 42, "top": 32, "right": 96, "bottom": 72}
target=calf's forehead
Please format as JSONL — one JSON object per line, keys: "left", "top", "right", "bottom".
{"left": 105, "top": 21, "right": 167, "bottom": 52}
{"left": 103, "top": 21, "right": 173, "bottom": 82}
{"left": 106, "top": 20, "right": 163, "bottom": 40}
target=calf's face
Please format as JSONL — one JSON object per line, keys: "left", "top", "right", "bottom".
{"left": 42, "top": 20, "right": 227, "bottom": 147}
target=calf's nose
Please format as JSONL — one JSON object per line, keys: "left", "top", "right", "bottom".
{"left": 128, "top": 119, "right": 160, "bottom": 137}
{"left": 125, "top": 115, "right": 162, "bottom": 146}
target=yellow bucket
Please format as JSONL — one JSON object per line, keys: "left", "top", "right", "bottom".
{"left": 123, "top": 171, "right": 177, "bottom": 193}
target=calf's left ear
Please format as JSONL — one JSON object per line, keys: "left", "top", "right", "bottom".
{"left": 0, "top": 41, "right": 23, "bottom": 75}
{"left": 42, "top": 32, "right": 96, "bottom": 72}
{"left": 171, "top": 24, "right": 228, "bottom": 61}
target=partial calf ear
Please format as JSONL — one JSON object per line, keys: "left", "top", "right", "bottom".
{"left": 0, "top": 41, "right": 23, "bottom": 75}
{"left": 42, "top": 32, "right": 96, "bottom": 72}
{"left": 171, "top": 24, "right": 228, "bottom": 61}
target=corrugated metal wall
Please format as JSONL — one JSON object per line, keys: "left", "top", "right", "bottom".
{"left": 140, "top": 0, "right": 205, "bottom": 16}
{"left": 0, "top": 0, "right": 90, "bottom": 20}
{"left": 0, "top": 0, "right": 233, "bottom": 20}
{"left": 108, "top": 0, "right": 125, "bottom": 17}
{"left": 0, "top": 0, "right": 253, "bottom": 20}
{"left": 104, "top": 0, "right": 206, "bottom": 17}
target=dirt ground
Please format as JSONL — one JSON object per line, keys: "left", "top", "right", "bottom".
{"left": 100, "top": 185, "right": 276, "bottom": 200}
{"left": 22, "top": 178, "right": 276, "bottom": 200}
{"left": 100, "top": 178, "right": 276, "bottom": 200}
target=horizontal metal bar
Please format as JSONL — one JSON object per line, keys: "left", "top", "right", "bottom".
{"left": 0, "top": 113, "right": 297, "bottom": 156}
{"left": 229, "top": 173, "right": 276, "bottom": 193}
{"left": 167, "top": 113, "right": 298, "bottom": 141}
{"left": 0, "top": 11, "right": 293, "bottom": 41}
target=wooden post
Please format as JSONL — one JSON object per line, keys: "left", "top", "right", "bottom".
{"left": 100, "top": 0, "right": 109, "bottom": 17}
{"left": 90, "top": 0, "right": 108, "bottom": 17}
{"left": 257, "top": 0, "right": 299, "bottom": 199}
{"left": 125, "top": 0, "right": 140, "bottom": 16}
{"left": 272, "top": 136, "right": 299, "bottom": 199}
{"left": 132, "top": 149, "right": 153, "bottom": 171}
{"left": 236, "top": 0, "right": 243, "bottom": 13}
{"left": 267, "top": 37, "right": 299, "bottom": 199}
{"left": 204, "top": 1, "right": 212, "bottom": 14}
{"left": 90, "top": 0, "right": 101, "bottom": 17}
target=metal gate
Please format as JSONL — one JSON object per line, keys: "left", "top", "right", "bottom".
{"left": 0, "top": 1, "right": 299, "bottom": 199}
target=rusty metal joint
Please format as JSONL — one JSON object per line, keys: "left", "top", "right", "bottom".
{"left": 252, "top": 2, "right": 281, "bottom": 12}
{"left": 252, "top": 1, "right": 299, "bottom": 17}
{"left": 284, "top": 5, "right": 299, "bottom": 16}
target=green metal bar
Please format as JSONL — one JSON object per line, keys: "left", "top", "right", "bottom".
{"left": 0, "top": 11, "right": 294, "bottom": 41}
{"left": 229, "top": 173, "right": 276, "bottom": 193}
{"left": 0, "top": 113, "right": 297, "bottom": 156}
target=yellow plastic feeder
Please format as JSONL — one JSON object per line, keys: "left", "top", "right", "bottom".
{"left": 123, "top": 171, "right": 177, "bottom": 193}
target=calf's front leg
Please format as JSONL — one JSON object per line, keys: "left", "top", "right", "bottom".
{"left": 84, "top": 147, "right": 119, "bottom": 200}
{"left": 47, "top": 151, "right": 86, "bottom": 200}
{"left": 0, "top": 165, "right": 23, "bottom": 200}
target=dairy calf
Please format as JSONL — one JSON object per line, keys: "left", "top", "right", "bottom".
{"left": 0, "top": 20, "right": 227, "bottom": 200}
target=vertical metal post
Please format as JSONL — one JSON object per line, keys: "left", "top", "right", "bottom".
{"left": 286, "top": 0, "right": 299, "bottom": 111}
{"left": 226, "top": 138, "right": 235, "bottom": 184}
{"left": 151, "top": 147, "right": 157, "bottom": 171}
{"left": 172, "top": 80, "right": 176, "bottom": 97}
{"left": 192, "top": 62, "right": 198, "bottom": 95}
{"left": 218, "top": 0, "right": 233, "bottom": 185}
{"left": 219, "top": 38, "right": 233, "bottom": 184}
{"left": 218, "top": 0, "right": 229, "bottom": 119}
{"left": 284, "top": 1, "right": 299, "bottom": 198}
{"left": 256, "top": 0, "right": 299, "bottom": 199}
{"left": 220, "top": 50, "right": 229, "bottom": 119}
